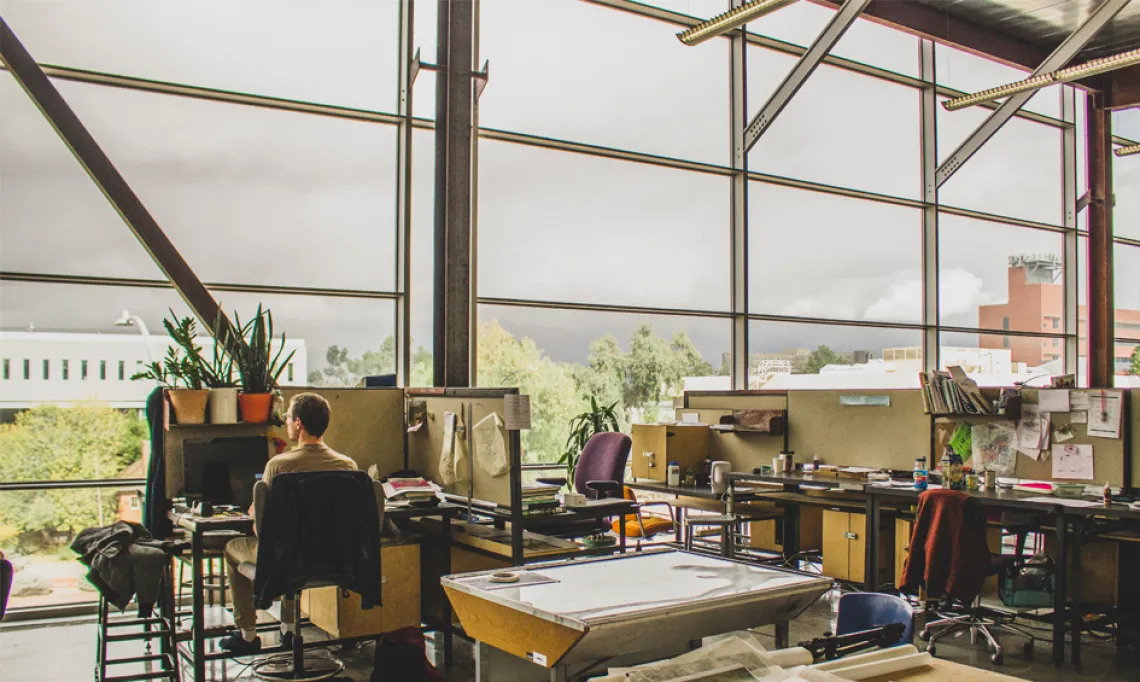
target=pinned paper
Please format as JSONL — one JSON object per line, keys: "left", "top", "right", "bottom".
{"left": 1054, "top": 425, "right": 1075, "bottom": 444}
{"left": 949, "top": 423, "right": 972, "bottom": 460}
{"left": 1087, "top": 390, "right": 1123, "bottom": 439}
{"left": 971, "top": 422, "right": 1016, "bottom": 475}
{"left": 680, "top": 412, "right": 700, "bottom": 424}
{"left": 504, "top": 394, "right": 532, "bottom": 431}
{"left": 473, "top": 412, "right": 509, "bottom": 477}
{"left": 1052, "top": 444, "right": 1094, "bottom": 480}
{"left": 1070, "top": 391, "right": 1091, "bottom": 412}
{"left": 1038, "top": 390, "right": 1070, "bottom": 413}
{"left": 1016, "top": 405, "right": 1049, "bottom": 454}
{"left": 1071, "top": 411, "right": 1088, "bottom": 424}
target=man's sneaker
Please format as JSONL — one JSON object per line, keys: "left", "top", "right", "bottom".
{"left": 219, "top": 632, "right": 261, "bottom": 655}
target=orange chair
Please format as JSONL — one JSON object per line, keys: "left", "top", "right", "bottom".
{"left": 611, "top": 487, "right": 676, "bottom": 541}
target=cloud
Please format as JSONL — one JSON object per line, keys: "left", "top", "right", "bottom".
{"left": 862, "top": 268, "right": 996, "bottom": 323}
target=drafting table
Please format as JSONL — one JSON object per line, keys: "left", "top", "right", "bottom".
{"left": 442, "top": 549, "right": 831, "bottom": 682}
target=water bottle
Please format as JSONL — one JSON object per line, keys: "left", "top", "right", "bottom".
{"left": 913, "top": 457, "right": 928, "bottom": 491}
{"left": 667, "top": 462, "right": 681, "bottom": 487}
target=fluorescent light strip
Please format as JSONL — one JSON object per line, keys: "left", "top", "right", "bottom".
{"left": 943, "top": 46, "right": 1140, "bottom": 111}
{"left": 1116, "top": 143, "right": 1140, "bottom": 157}
{"left": 676, "top": 0, "right": 799, "bottom": 46}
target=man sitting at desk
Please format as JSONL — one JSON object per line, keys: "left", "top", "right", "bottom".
{"left": 220, "top": 392, "right": 357, "bottom": 654}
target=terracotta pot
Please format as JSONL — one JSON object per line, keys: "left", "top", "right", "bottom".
{"left": 168, "top": 389, "right": 210, "bottom": 425}
{"left": 239, "top": 392, "right": 274, "bottom": 424}
{"left": 209, "top": 388, "right": 239, "bottom": 424}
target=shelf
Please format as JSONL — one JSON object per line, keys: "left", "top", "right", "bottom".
{"left": 710, "top": 425, "right": 781, "bottom": 434}
{"left": 166, "top": 422, "right": 272, "bottom": 431}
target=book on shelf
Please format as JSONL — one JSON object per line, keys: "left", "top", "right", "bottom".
{"left": 918, "top": 368, "right": 1006, "bottom": 416}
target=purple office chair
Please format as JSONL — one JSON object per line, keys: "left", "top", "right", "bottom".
{"left": 574, "top": 432, "right": 632, "bottom": 500}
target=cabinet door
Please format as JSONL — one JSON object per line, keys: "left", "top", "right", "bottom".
{"left": 381, "top": 543, "right": 422, "bottom": 632}
{"left": 847, "top": 513, "right": 867, "bottom": 585}
{"left": 895, "top": 518, "right": 913, "bottom": 588}
{"left": 821, "top": 510, "right": 852, "bottom": 580}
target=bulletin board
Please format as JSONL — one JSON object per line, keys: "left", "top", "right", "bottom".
{"left": 1011, "top": 389, "right": 1127, "bottom": 487}
{"left": 406, "top": 389, "right": 516, "bottom": 508}
{"left": 789, "top": 390, "right": 929, "bottom": 469}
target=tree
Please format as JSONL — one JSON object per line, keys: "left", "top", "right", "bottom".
{"left": 803, "top": 345, "right": 845, "bottom": 374}
{"left": 308, "top": 338, "right": 433, "bottom": 387}
{"left": 623, "top": 324, "right": 683, "bottom": 411}
{"left": 0, "top": 405, "right": 146, "bottom": 547}
{"left": 671, "top": 330, "right": 714, "bottom": 377}
{"left": 1132, "top": 345, "right": 1140, "bottom": 376}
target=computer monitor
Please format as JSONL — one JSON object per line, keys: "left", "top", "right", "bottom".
{"left": 182, "top": 436, "right": 269, "bottom": 509}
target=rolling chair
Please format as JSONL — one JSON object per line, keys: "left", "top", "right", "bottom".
{"left": 836, "top": 593, "right": 914, "bottom": 647}
{"left": 240, "top": 471, "right": 384, "bottom": 681}
{"left": 611, "top": 486, "right": 676, "bottom": 548}
{"left": 533, "top": 432, "right": 632, "bottom": 539}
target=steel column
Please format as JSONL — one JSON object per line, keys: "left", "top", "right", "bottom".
{"left": 396, "top": 0, "right": 416, "bottom": 385}
{"left": 743, "top": 0, "right": 870, "bottom": 150}
{"left": 1061, "top": 88, "right": 1079, "bottom": 378}
{"left": 730, "top": 0, "right": 749, "bottom": 389}
{"left": 920, "top": 40, "right": 940, "bottom": 372}
{"left": 1087, "top": 92, "right": 1115, "bottom": 388}
{"left": 935, "top": 0, "right": 1130, "bottom": 188}
{"left": 433, "top": 0, "right": 475, "bottom": 387}
{"left": 0, "top": 18, "right": 227, "bottom": 334}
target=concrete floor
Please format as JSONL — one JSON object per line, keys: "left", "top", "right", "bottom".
{"left": 3, "top": 589, "right": 1139, "bottom": 681}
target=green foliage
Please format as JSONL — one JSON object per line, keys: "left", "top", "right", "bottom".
{"left": 307, "top": 338, "right": 433, "bottom": 387}
{"left": 559, "top": 396, "right": 621, "bottom": 483}
{"left": 131, "top": 312, "right": 206, "bottom": 389}
{"left": 803, "top": 345, "right": 846, "bottom": 374}
{"left": 227, "top": 305, "right": 296, "bottom": 393}
{"left": 1132, "top": 345, "right": 1140, "bottom": 376}
{"left": 0, "top": 405, "right": 145, "bottom": 543}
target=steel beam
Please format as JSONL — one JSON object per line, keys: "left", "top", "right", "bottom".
{"left": 0, "top": 17, "right": 227, "bottom": 334}
{"left": 920, "top": 40, "right": 940, "bottom": 372}
{"left": 935, "top": 0, "right": 1130, "bottom": 188}
{"left": 432, "top": 0, "right": 475, "bottom": 387}
{"left": 395, "top": 0, "right": 415, "bottom": 385}
{"left": 1061, "top": 88, "right": 1079, "bottom": 378}
{"left": 743, "top": 0, "right": 870, "bottom": 150}
{"left": 730, "top": 0, "right": 750, "bottom": 389}
{"left": 1107, "top": 63, "right": 1140, "bottom": 109}
{"left": 1087, "top": 92, "right": 1115, "bottom": 388}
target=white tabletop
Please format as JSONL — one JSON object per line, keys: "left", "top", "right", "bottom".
{"left": 445, "top": 550, "right": 826, "bottom": 627}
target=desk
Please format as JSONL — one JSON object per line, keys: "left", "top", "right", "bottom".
{"left": 863, "top": 657, "right": 1028, "bottom": 682}
{"left": 442, "top": 549, "right": 831, "bottom": 682}
{"left": 457, "top": 497, "right": 635, "bottom": 560}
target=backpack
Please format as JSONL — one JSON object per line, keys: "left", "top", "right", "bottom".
{"left": 370, "top": 627, "right": 444, "bottom": 682}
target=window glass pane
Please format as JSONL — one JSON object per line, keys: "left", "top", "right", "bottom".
{"left": 1115, "top": 148, "right": 1140, "bottom": 240}
{"left": 940, "top": 330, "right": 1066, "bottom": 384}
{"left": 748, "top": 47, "right": 920, "bottom": 199}
{"left": 749, "top": 183, "right": 922, "bottom": 322}
{"left": 0, "top": 487, "right": 145, "bottom": 609}
{"left": 642, "top": 0, "right": 728, "bottom": 18}
{"left": 1116, "top": 243, "right": 1140, "bottom": 341}
{"left": 1076, "top": 88, "right": 1087, "bottom": 221}
{"left": 478, "top": 305, "right": 729, "bottom": 462}
{"left": 57, "top": 79, "right": 398, "bottom": 291}
{"left": 935, "top": 44, "right": 1060, "bottom": 119}
{"left": 0, "top": 76, "right": 163, "bottom": 279}
{"left": 1114, "top": 108, "right": 1140, "bottom": 143}
{"left": 2, "top": 0, "right": 399, "bottom": 111}
{"left": 410, "top": 130, "right": 436, "bottom": 384}
{"left": 480, "top": 0, "right": 729, "bottom": 164}
{"left": 749, "top": 2, "right": 917, "bottom": 76}
{"left": 938, "top": 103, "right": 1063, "bottom": 225}
{"left": 478, "top": 140, "right": 731, "bottom": 310}
{"left": 1116, "top": 341, "right": 1140, "bottom": 387}
{"left": 939, "top": 214, "right": 1065, "bottom": 332}
{"left": 749, "top": 320, "right": 922, "bottom": 389}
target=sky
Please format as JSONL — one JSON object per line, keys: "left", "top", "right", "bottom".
{"left": 1, "top": 0, "right": 1139, "bottom": 372}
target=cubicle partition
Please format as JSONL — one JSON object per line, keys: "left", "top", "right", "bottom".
{"left": 787, "top": 389, "right": 928, "bottom": 470}
{"left": 682, "top": 392, "right": 788, "bottom": 473}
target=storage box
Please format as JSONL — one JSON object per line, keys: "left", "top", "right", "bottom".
{"left": 630, "top": 424, "right": 710, "bottom": 482}
{"left": 302, "top": 540, "right": 421, "bottom": 639}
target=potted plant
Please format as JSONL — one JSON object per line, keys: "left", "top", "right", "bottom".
{"left": 132, "top": 315, "right": 210, "bottom": 424}
{"left": 553, "top": 396, "right": 622, "bottom": 488}
{"left": 202, "top": 317, "right": 240, "bottom": 424}
{"left": 227, "top": 305, "right": 296, "bottom": 424}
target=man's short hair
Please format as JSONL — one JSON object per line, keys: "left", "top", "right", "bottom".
{"left": 289, "top": 393, "right": 331, "bottom": 437}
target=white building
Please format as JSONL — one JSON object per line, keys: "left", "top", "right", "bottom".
{"left": 0, "top": 331, "right": 307, "bottom": 410}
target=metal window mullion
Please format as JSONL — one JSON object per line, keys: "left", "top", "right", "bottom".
{"left": 395, "top": 0, "right": 414, "bottom": 385}
{"left": 920, "top": 40, "right": 939, "bottom": 372}
{"left": 1062, "top": 86, "right": 1079, "bottom": 380}
{"left": 730, "top": 2, "right": 749, "bottom": 390}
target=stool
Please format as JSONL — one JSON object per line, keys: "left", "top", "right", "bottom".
{"left": 684, "top": 514, "right": 741, "bottom": 557}
{"left": 96, "top": 555, "right": 181, "bottom": 682}
{"left": 175, "top": 531, "right": 241, "bottom": 611}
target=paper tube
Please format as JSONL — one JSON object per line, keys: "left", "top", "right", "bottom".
{"left": 765, "top": 647, "right": 814, "bottom": 668}
{"left": 811, "top": 644, "right": 917, "bottom": 672}
{"left": 817, "top": 652, "right": 933, "bottom": 680}
{"left": 795, "top": 668, "right": 855, "bottom": 682}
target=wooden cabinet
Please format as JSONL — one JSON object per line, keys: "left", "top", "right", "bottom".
{"left": 302, "top": 541, "right": 421, "bottom": 639}
{"left": 748, "top": 506, "right": 823, "bottom": 554}
{"left": 822, "top": 510, "right": 893, "bottom": 584}
{"left": 895, "top": 518, "right": 912, "bottom": 587}
{"left": 629, "top": 424, "right": 709, "bottom": 482}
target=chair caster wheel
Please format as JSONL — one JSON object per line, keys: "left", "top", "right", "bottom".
{"left": 919, "top": 629, "right": 931, "bottom": 641}
{"left": 992, "top": 652, "right": 1004, "bottom": 665}
{"left": 1023, "top": 641, "right": 1034, "bottom": 655}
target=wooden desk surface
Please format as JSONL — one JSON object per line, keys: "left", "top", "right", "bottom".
{"left": 863, "top": 658, "right": 1028, "bottom": 682}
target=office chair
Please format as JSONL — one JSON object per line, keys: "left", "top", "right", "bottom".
{"left": 240, "top": 471, "right": 384, "bottom": 681}
{"left": 531, "top": 433, "right": 632, "bottom": 540}
{"left": 611, "top": 486, "right": 676, "bottom": 547}
{"left": 836, "top": 593, "right": 914, "bottom": 648}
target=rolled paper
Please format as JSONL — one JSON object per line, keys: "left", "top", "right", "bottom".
{"left": 765, "top": 647, "right": 814, "bottom": 668}
{"left": 816, "top": 652, "right": 933, "bottom": 681}
{"left": 812, "top": 644, "right": 918, "bottom": 672}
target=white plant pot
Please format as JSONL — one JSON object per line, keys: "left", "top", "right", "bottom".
{"left": 209, "top": 388, "right": 240, "bottom": 424}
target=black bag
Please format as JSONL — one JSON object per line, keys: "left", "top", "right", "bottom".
{"left": 370, "top": 627, "right": 443, "bottom": 682}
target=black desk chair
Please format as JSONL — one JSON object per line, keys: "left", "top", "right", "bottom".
{"left": 241, "top": 471, "right": 384, "bottom": 681}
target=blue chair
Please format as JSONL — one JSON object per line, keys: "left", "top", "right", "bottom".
{"left": 836, "top": 593, "right": 914, "bottom": 648}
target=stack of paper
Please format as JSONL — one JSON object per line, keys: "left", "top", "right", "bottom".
{"left": 382, "top": 478, "right": 441, "bottom": 505}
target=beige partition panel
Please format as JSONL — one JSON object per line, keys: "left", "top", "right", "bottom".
{"left": 1012, "top": 389, "right": 1127, "bottom": 487}
{"left": 278, "top": 387, "right": 406, "bottom": 476}
{"left": 1130, "top": 390, "right": 1140, "bottom": 490}
{"left": 678, "top": 393, "right": 788, "bottom": 472}
{"left": 788, "top": 390, "right": 929, "bottom": 469}
{"left": 407, "top": 394, "right": 512, "bottom": 507}
{"left": 684, "top": 392, "right": 787, "bottom": 410}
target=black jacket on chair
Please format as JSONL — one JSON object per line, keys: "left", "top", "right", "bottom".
{"left": 252, "top": 471, "right": 382, "bottom": 610}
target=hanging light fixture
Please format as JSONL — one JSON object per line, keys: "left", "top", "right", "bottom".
{"left": 943, "top": 46, "right": 1140, "bottom": 111}
{"left": 676, "top": 0, "right": 799, "bottom": 46}
{"left": 1116, "top": 142, "right": 1140, "bottom": 157}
